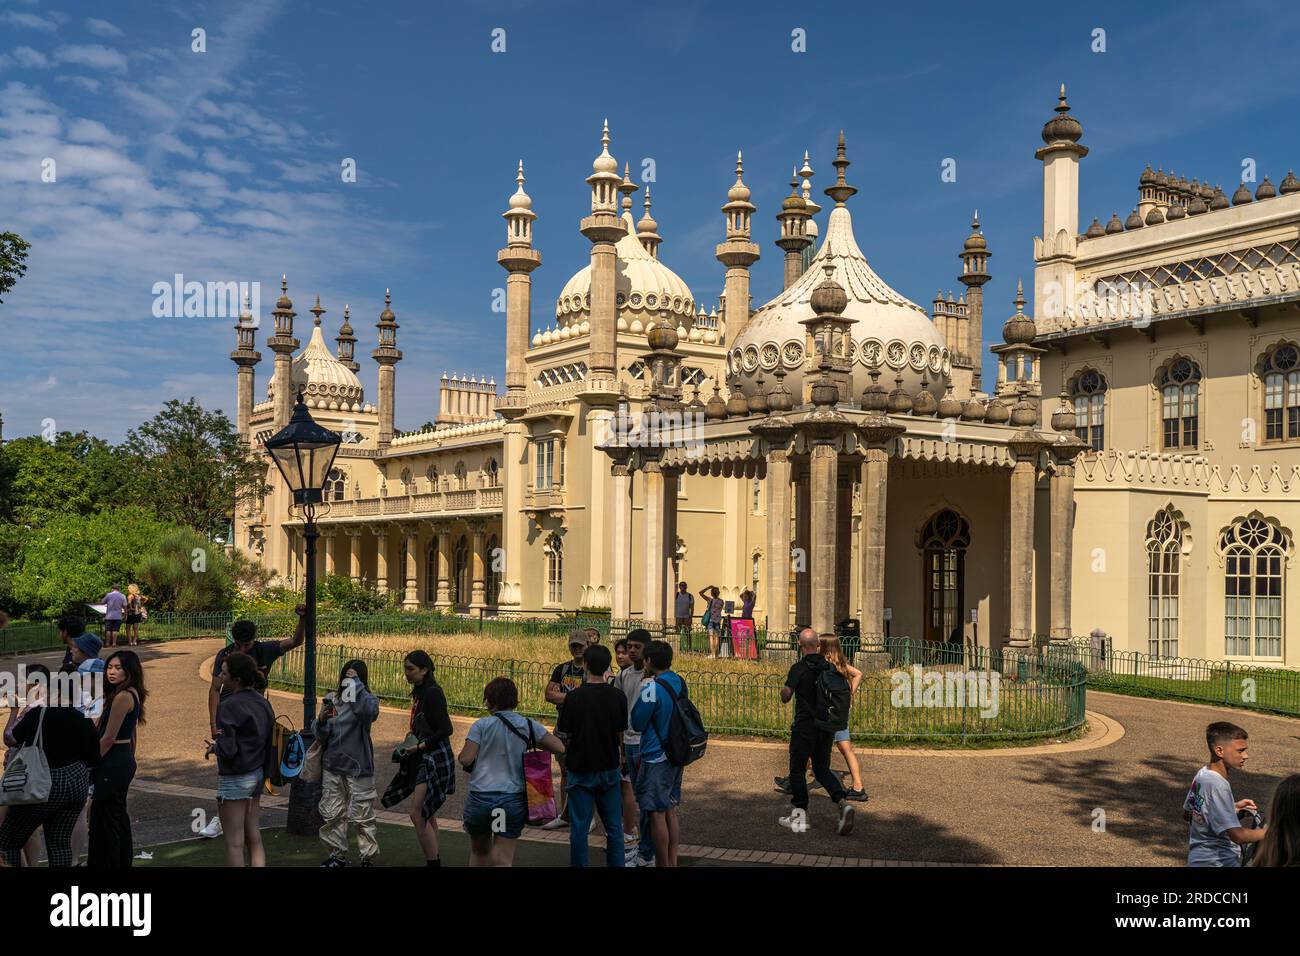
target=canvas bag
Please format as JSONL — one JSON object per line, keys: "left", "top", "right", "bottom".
{"left": 0, "top": 707, "right": 52, "bottom": 806}
{"left": 495, "top": 713, "right": 556, "bottom": 823}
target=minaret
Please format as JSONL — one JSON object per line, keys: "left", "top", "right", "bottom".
{"left": 372, "top": 289, "right": 402, "bottom": 447}
{"left": 990, "top": 281, "right": 1043, "bottom": 408}
{"left": 775, "top": 168, "right": 811, "bottom": 290}
{"left": 957, "top": 210, "right": 991, "bottom": 392}
{"left": 618, "top": 162, "right": 638, "bottom": 216}
{"left": 799, "top": 151, "right": 820, "bottom": 275}
{"left": 497, "top": 160, "right": 541, "bottom": 416}
{"left": 1033, "top": 84, "right": 1088, "bottom": 329}
{"left": 579, "top": 119, "right": 625, "bottom": 384}
{"left": 230, "top": 292, "right": 261, "bottom": 443}
{"left": 267, "top": 275, "right": 298, "bottom": 429}
{"left": 637, "top": 186, "right": 662, "bottom": 258}
{"left": 715, "top": 151, "right": 760, "bottom": 340}
{"left": 336, "top": 303, "right": 359, "bottom": 373}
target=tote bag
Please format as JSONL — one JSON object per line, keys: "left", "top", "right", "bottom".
{"left": 495, "top": 714, "right": 556, "bottom": 824}
{"left": 0, "top": 707, "right": 52, "bottom": 806}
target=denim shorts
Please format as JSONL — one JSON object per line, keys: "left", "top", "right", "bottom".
{"left": 463, "top": 788, "right": 527, "bottom": 839}
{"left": 217, "top": 770, "right": 263, "bottom": 801}
{"left": 635, "top": 758, "right": 683, "bottom": 813}
{"left": 833, "top": 729, "right": 850, "bottom": 743}
{"left": 621, "top": 742, "right": 640, "bottom": 783}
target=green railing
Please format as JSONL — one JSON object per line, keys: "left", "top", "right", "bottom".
{"left": 267, "top": 634, "right": 1087, "bottom": 742}
{"left": 1052, "top": 638, "right": 1300, "bottom": 717}
{"left": 0, "top": 612, "right": 233, "bottom": 656}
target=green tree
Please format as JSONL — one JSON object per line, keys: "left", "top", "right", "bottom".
{"left": 126, "top": 399, "right": 267, "bottom": 538}
{"left": 0, "top": 232, "right": 30, "bottom": 305}
{"left": 137, "top": 526, "right": 238, "bottom": 613}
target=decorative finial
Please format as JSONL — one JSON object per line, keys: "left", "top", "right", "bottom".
{"left": 972, "top": 209, "right": 980, "bottom": 228}
{"left": 1058, "top": 83, "right": 1068, "bottom": 109}
{"left": 1014, "top": 279, "right": 1025, "bottom": 309}
{"left": 825, "top": 131, "right": 857, "bottom": 206}
{"left": 310, "top": 294, "right": 325, "bottom": 327}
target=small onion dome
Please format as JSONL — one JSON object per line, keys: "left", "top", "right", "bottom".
{"left": 1166, "top": 203, "right": 1187, "bottom": 221}
{"left": 1145, "top": 206, "right": 1165, "bottom": 225}
{"left": 937, "top": 386, "right": 963, "bottom": 419}
{"left": 1105, "top": 212, "right": 1124, "bottom": 234}
{"left": 726, "top": 377, "right": 751, "bottom": 417}
{"left": 860, "top": 368, "right": 889, "bottom": 413}
{"left": 1139, "top": 164, "right": 1156, "bottom": 185}
{"left": 705, "top": 382, "right": 728, "bottom": 420}
{"left": 960, "top": 397, "right": 987, "bottom": 421}
{"left": 1199, "top": 181, "right": 1215, "bottom": 200}
{"left": 1050, "top": 391, "right": 1077, "bottom": 432}
{"left": 646, "top": 316, "right": 678, "bottom": 351}
{"left": 886, "top": 374, "right": 913, "bottom": 414}
{"left": 767, "top": 368, "right": 795, "bottom": 414}
{"left": 1280, "top": 170, "right": 1300, "bottom": 195}
{"left": 985, "top": 398, "right": 1011, "bottom": 424}
{"left": 1209, "top": 185, "right": 1229, "bottom": 210}
{"left": 809, "top": 264, "right": 848, "bottom": 316}
{"left": 1232, "top": 182, "right": 1253, "bottom": 205}
{"left": 809, "top": 372, "right": 840, "bottom": 408}
{"left": 964, "top": 212, "right": 987, "bottom": 250}
{"left": 781, "top": 182, "right": 807, "bottom": 211}
{"left": 687, "top": 384, "right": 705, "bottom": 412}
{"left": 592, "top": 119, "right": 617, "bottom": 174}
{"left": 379, "top": 288, "right": 396, "bottom": 322}
{"left": 1188, "top": 194, "right": 1209, "bottom": 215}
{"left": 1041, "top": 84, "right": 1083, "bottom": 144}
{"left": 911, "top": 379, "right": 939, "bottom": 416}
{"left": 276, "top": 274, "right": 293, "bottom": 310}
{"left": 532, "top": 329, "right": 542, "bottom": 346}
{"left": 1125, "top": 209, "right": 1144, "bottom": 230}
{"left": 1256, "top": 176, "right": 1277, "bottom": 200}
{"left": 1002, "top": 281, "right": 1036, "bottom": 345}
{"left": 637, "top": 187, "right": 659, "bottom": 236}
{"left": 747, "top": 375, "right": 769, "bottom": 414}
{"left": 1084, "top": 217, "right": 1105, "bottom": 238}
{"left": 727, "top": 152, "right": 752, "bottom": 202}
{"left": 509, "top": 161, "right": 533, "bottom": 209}
{"left": 1010, "top": 396, "right": 1038, "bottom": 428}
{"left": 1154, "top": 168, "right": 1168, "bottom": 187}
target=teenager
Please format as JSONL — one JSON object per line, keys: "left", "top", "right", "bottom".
{"left": 124, "top": 584, "right": 148, "bottom": 646}
{"left": 739, "top": 589, "right": 756, "bottom": 620}
{"left": 673, "top": 583, "right": 694, "bottom": 641}
{"left": 1, "top": 664, "right": 51, "bottom": 865}
{"left": 698, "top": 586, "right": 724, "bottom": 657}
{"left": 617, "top": 628, "right": 652, "bottom": 866}
{"left": 1183, "top": 721, "right": 1266, "bottom": 866}
{"left": 314, "top": 659, "right": 381, "bottom": 868}
{"left": 380, "top": 650, "right": 455, "bottom": 866}
{"left": 780, "top": 629, "right": 854, "bottom": 836}
{"left": 820, "top": 634, "right": 868, "bottom": 802}
{"left": 542, "top": 632, "right": 588, "bottom": 829}
{"left": 88, "top": 650, "right": 147, "bottom": 867}
{"left": 207, "top": 652, "right": 274, "bottom": 867}
{"left": 557, "top": 644, "right": 627, "bottom": 867}
{"left": 1252, "top": 773, "right": 1300, "bottom": 867}
{"left": 458, "top": 677, "right": 564, "bottom": 867}
{"left": 629, "top": 639, "right": 686, "bottom": 867}
{"left": 102, "top": 585, "right": 127, "bottom": 648}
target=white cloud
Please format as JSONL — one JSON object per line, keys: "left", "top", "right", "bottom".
{"left": 54, "top": 44, "right": 128, "bottom": 75}
{"left": 12, "top": 47, "right": 49, "bottom": 69}
{"left": 67, "top": 118, "right": 124, "bottom": 147}
{"left": 2, "top": 11, "right": 59, "bottom": 31}
{"left": 56, "top": 75, "right": 102, "bottom": 94}
{"left": 85, "top": 18, "right": 124, "bottom": 39}
{"left": 203, "top": 147, "right": 252, "bottom": 175}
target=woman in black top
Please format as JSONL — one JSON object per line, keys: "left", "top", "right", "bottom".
{"left": 0, "top": 675, "right": 100, "bottom": 866}
{"left": 89, "top": 650, "right": 147, "bottom": 868}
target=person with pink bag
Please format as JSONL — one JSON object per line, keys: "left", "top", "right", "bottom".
{"left": 457, "top": 677, "right": 564, "bottom": 867}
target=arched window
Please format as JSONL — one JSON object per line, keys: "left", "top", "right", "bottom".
{"left": 1156, "top": 358, "right": 1201, "bottom": 450}
{"left": 1261, "top": 344, "right": 1300, "bottom": 443}
{"left": 453, "top": 535, "right": 470, "bottom": 607}
{"left": 1146, "top": 507, "right": 1183, "bottom": 658}
{"left": 483, "top": 457, "right": 500, "bottom": 488}
{"left": 454, "top": 461, "right": 467, "bottom": 491}
{"left": 486, "top": 534, "right": 502, "bottom": 606}
{"left": 400, "top": 467, "right": 413, "bottom": 493}
{"left": 752, "top": 477, "right": 762, "bottom": 514}
{"left": 1071, "top": 370, "right": 1107, "bottom": 452}
{"left": 1221, "top": 517, "right": 1287, "bottom": 659}
{"left": 326, "top": 468, "right": 347, "bottom": 502}
{"left": 425, "top": 538, "right": 439, "bottom": 604}
{"left": 426, "top": 464, "right": 439, "bottom": 490}
{"left": 919, "top": 509, "right": 970, "bottom": 643}
{"left": 545, "top": 535, "right": 563, "bottom": 605}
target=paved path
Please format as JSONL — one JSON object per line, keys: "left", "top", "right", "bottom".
{"left": 9, "top": 639, "right": 1299, "bottom": 865}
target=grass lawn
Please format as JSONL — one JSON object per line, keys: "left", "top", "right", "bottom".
{"left": 135, "top": 822, "right": 728, "bottom": 867}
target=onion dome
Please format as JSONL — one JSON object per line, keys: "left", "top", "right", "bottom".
{"left": 592, "top": 118, "right": 618, "bottom": 175}
{"left": 810, "top": 264, "right": 848, "bottom": 315}
{"left": 860, "top": 367, "right": 889, "bottom": 413}
{"left": 687, "top": 384, "right": 705, "bottom": 413}
{"left": 1050, "top": 390, "right": 1077, "bottom": 432}
{"left": 509, "top": 160, "right": 534, "bottom": 210}
{"left": 886, "top": 374, "right": 912, "bottom": 414}
{"left": 1145, "top": 206, "right": 1165, "bottom": 225}
{"left": 767, "top": 367, "right": 795, "bottom": 414}
{"left": 1154, "top": 168, "right": 1168, "bottom": 188}
{"left": 704, "top": 382, "right": 728, "bottom": 420}
{"left": 1139, "top": 165, "right": 1156, "bottom": 185}
{"left": 1256, "top": 176, "right": 1277, "bottom": 200}
{"left": 960, "top": 397, "right": 987, "bottom": 421}
{"left": 1104, "top": 212, "right": 1124, "bottom": 234}
{"left": 1280, "top": 170, "right": 1300, "bottom": 195}
{"left": 1209, "top": 185, "right": 1229, "bottom": 210}
{"left": 985, "top": 399, "right": 1010, "bottom": 425}
{"left": 645, "top": 312, "right": 678, "bottom": 352}
{"left": 1041, "top": 84, "right": 1083, "bottom": 144}
{"left": 379, "top": 288, "right": 396, "bottom": 323}
{"left": 964, "top": 211, "right": 988, "bottom": 250}
{"left": 725, "top": 376, "right": 750, "bottom": 417}
{"left": 1001, "top": 281, "right": 1036, "bottom": 345}
{"left": 283, "top": 322, "right": 365, "bottom": 408}
{"left": 781, "top": 169, "right": 807, "bottom": 212}
{"left": 1188, "top": 193, "right": 1208, "bottom": 215}
{"left": 809, "top": 368, "right": 840, "bottom": 409}
{"left": 937, "top": 386, "right": 963, "bottom": 419}
{"left": 1166, "top": 203, "right": 1186, "bottom": 221}
{"left": 637, "top": 186, "right": 660, "bottom": 237}
{"left": 1125, "top": 209, "right": 1144, "bottom": 230}
{"left": 727, "top": 152, "right": 752, "bottom": 203}
{"left": 747, "top": 375, "right": 769, "bottom": 414}
{"left": 1232, "top": 182, "right": 1253, "bottom": 205}
{"left": 1010, "top": 395, "right": 1038, "bottom": 428}
{"left": 911, "top": 378, "right": 938, "bottom": 416}
{"left": 1084, "top": 217, "right": 1105, "bottom": 238}
{"left": 275, "top": 274, "right": 293, "bottom": 311}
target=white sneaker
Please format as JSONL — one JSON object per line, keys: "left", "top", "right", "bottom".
{"left": 623, "top": 830, "right": 639, "bottom": 846}
{"left": 541, "top": 816, "right": 569, "bottom": 830}
{"left": 779, "top": 810, "right": 809, "bottom": 832}
{"left": 836, "top": 802, "right": 855, "bottom": 836}
{"left": 624, "top": 850, "right": 654, "bottom": 867}
{"left": 199, "top": 816, "right": 223, "bottom": 839}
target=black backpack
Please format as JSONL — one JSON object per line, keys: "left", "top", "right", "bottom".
{"left": 813, "top": 662, "right": 852, "bottom": 733}
{"left": 655, "top": 678, "right": 708, "bottom": 767}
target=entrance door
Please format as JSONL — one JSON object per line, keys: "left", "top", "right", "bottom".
{"left": 920, "top": 509, "right": 970, "bottom": 643}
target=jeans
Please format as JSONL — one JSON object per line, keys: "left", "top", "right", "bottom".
{"left": 624, "top": 743, "right": 654, "bottom": 862}
{"left": 789, "top": 726, "right": 844, "bottom": 810}
{"left": 565, "top": 768, "right": 624, "bottom": 868}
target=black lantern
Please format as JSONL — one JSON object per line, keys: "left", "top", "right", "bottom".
{"left": 265, "top": 392, "right": 343, "bottom": 506}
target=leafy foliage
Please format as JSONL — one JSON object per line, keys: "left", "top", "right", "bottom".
{"left": 136, "top": 526, "right": 238, "bottom": 613}
{"left": 0, "top": 232, "right": 30, "bottom": 305}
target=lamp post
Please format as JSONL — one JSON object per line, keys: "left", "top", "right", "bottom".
{"left": 264, "top": 390, "right": 341, "bottom": 834}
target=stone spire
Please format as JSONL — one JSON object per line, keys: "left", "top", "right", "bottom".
{"left": 776, "top": 167, "right": 811, "bottom": 290}
{"left": 957, "top": 210, "right": 992, "bottom": 391}
{"left": 498, "top": 160, "right": 541, "bottom": 416}
{"left": 991, "top": 280, "right": 1043, "bottom": 407}
{"left": 336, "top": 303, "right": 359, "bottom": 372}
{"left": 267, "top": 274, "right": 299, "bottom": 429}
{"left": 309, "top": 294, "right": 325, "bottom": 327}
{"left": 372, "top": 289, "right": 402, "bottom": 447}
{"left": 580, "top": 119, "right": 625, "bottom": 388}
{"left": 637, "top": 185, "right": 662, "bottom": 258}
{"left": 824, "top": 131, "right": 857, "bottom": 207}
{"left": 715, "top": 150, "right": 760, "bottom": 341}
{"left": 231, "top": 290, "right": 261, "bottom": 443}
{"left": 618, "top": 162, "right": 638, "bottom": 214}
{"left": 799, "top": 150, "right": 821, "bottom": 272}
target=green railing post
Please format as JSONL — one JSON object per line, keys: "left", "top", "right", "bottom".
{"left": 1223, "top": 660, "right": 1232, "bottom": 705}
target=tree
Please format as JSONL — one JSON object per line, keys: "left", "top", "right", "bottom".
{"left": 0, "top": 432, "right": 141, "bottom": 527}
{"left": 0, "top": 232, "right": 30, "bottom": 305}
{"left": 126, "top": 399, "right": 267, "bottom": 538}
{"left": 137, "top": 526, "right": 238, "bottom": 613}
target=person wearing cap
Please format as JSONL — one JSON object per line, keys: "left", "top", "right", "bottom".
{"left": 542, "top": 631, "right": 589, "bottom": 830}
{"left": 70, "top": 632, "right": 106, "bottom": 720}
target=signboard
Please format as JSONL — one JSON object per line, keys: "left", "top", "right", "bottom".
{"left": 730, "top": 618, "right": 758, "bottom": 660}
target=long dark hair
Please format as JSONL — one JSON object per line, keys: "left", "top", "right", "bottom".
{"left": 404, "top": 650, "right": 436, "bottom": 699}
{"left": 103, "top": 650, "right": 148, "bottom": 726}
{"left": 1253, "top": 774, "right": 1300, "bottom": 867}
{"left": 338, "top": 658, "right": 369, "bottom": 694}
{"left": 223, "top": 651, "right": 267, "bottom": 691}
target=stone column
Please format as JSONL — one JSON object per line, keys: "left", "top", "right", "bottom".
{"left": 498, "top": 422, "right": 528, "bottom": 607}
{"left": 372, "top": 526, "right": 389, "bottom": 593}
{"left": 323, "top": 530, "right": 337, "bottom": 577}
{"left": 346, "top": 528, "right": 362, "bottom": 582}
{"left": 809, "top": 442, "right": 838, "bottom": 635}
{"left": 403, "top": 524, "right": 420, "bottom": 610}
{"left": 470, "top": 522, "right": 487, "bottom": 609}
{"left": 585, "top": 408, "right": 613, "bottom": 602}
{"left": 764, "top": 446, "right": 792, "bottom": 637}
{"left": 610, "top": 459, "right": 633, "bottom": 620}
{"left": 859, "top": 445, "right": 890, "bottom": 638}
{"left": 1008, "top": 446, "right": 1040, "bottom": 649}
{"left": 642, "top": 462, "right": 666, "bottom": 625}
{"left": 794, "top": 468, "right": 811, "bottom": 626}
{"left": 663, "top": 468, "right": 680, "bottom": 603}
{"left": 1049, "top": 449, "right": 1080, "bottom": 642}
{"left": 435, "top": 527, "right": 452, "bottom": 608}
{"left": 835, "top": 468, "right": 853, "bottom": 623}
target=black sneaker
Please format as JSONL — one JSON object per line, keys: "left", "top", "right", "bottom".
{"left": 320, "top": 855, "right": 348, "bottom": 868}
{"left": 844, "top": 788, "right": 869, "bottom": 803}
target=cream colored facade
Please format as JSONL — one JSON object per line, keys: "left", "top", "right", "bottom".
{"left": 232, "top": 113, "right": 1118, "bottom": 651}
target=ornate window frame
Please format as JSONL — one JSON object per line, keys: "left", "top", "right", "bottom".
{"left": 1145, "top": 504, "right": 1190, "bottom": 658}
{"left": 1153, "top": 354, "right": 1203, "bottom": 452}
{"left": 1067, "top": 367, "right": 1108, "bottom": 454}
{"left": 1218, "top": 512, "right": 1289, "bottom": 661}
{"left": 1253, "top": 339, "right": 1300, "bottom": 447}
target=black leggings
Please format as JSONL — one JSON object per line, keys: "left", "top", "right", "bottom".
{"left": 0, "top": 762, "right": 89, "bottom": 866}
{"left": 88, "top": 745, "right": 136, "bottom": 868}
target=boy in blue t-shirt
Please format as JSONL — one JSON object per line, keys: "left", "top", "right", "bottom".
{"left": 630, "top": 640, "right": 685, "bottom": 867}
{"left": 1183, "top": 721, "right": 1266, "bottom": 866}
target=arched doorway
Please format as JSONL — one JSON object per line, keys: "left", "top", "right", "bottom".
{"left": 920, "top": 509, "right": 970, "bottom": 643}
{"left": 425, "top": 538, "right": 439, "bottom": 606}
{"left": 453, "top": 535, "right": 470, "bottom": 608}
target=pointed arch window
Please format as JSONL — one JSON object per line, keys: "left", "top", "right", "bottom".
{"left": 326, "top": 468, "right": 347, "bottom": 502}
{"left": 1157, "top": 358, "right": 1201, "bottom": 450}
{"left": 545, "top": 535, "right": 563, "bottom": 605}
{"left": 1261, "top": 344, "right": 1300, "bottom": 443}
{"left": 1221, "top": 518, "right": 1287, "bottom": 659}
{"left": 920, "top": 509, "right": 970, "bottom": 643}
{"left": 453, "top": 535, "right": 470, "bottom": 607}
{"left": 454, "top": 461, "right": 467, "bottom": 491}
{"left": 426, "top": 464, "right": 440, "bottom": 491}
{"left": 483, "top": 457, "right": 500, "bottom": 488}
{"left": 1071, "top": 370, "right": 1107, "bottom": 452}
{"left": 1146, "top": 508, "right": 1183, "bottom": 658}
{"left": 486, "top": 533, "right": 502, "bottom": 606}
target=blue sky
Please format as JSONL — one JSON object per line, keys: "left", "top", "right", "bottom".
{"left": 2, "top": 0, "right": 1297, "bottom": 441}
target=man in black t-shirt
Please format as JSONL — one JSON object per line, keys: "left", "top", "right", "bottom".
{"left": 779, "top": 628, "right": 853, "bottom": 836}
{"left": 542, "top": 631, "right": 589, "bottom": 829}
{"left": 555, "top": 644, "right": 627, "bottom": 867}
{"left": 207, "top": 607, "right": 306, "bottom": 739}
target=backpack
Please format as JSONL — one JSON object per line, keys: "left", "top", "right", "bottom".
{"left": 654, "top": 678, "right": 708, "bottom": 767}
{"left": 263, "top": 710, "right": 304, "bottom": 788}
{"left": 813, "top": 662, "right": 852, "bottom": 733}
